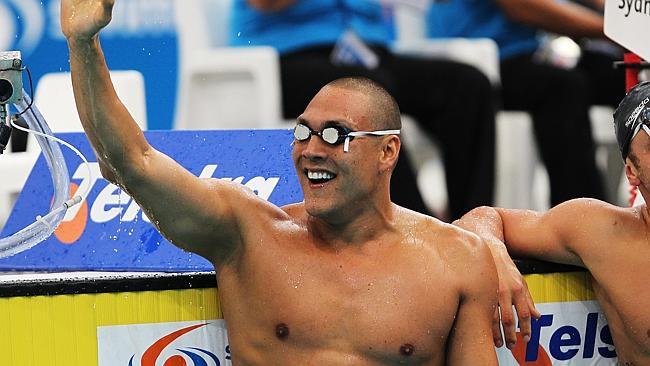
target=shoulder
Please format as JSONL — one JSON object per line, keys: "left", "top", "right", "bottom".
{"left": 204, "top": 177, "right": 292, "bottom": 223}
{"left": 281, "top": 202, "right": 304, "bottom": 215}
{"left": 494, "top": 198, "right": 637, "bottom": 242}
{"left": 432, "top": 222, "right": 497, "bottom": 297}
{"left": 396, "top": 207, "right": 490, "bottom": 267}
{"left": 547, "top": 197, "right": 622, "bottom": 218}
{"left": 529, "top": 198, "right": 645, "bottom": 261}
{"left": 545, "top": 198, "right": 638, "bottom": 235}
{"left": 438, "top": 224, "right": 497, "bottom": 296}
{"left": 440, "top": 223, "right": 493, "bottom": 270}
{"left": 394, "top": 207, "right": 497, "bottom": 293}
{"left": 280, "top": 202, "right": 310, "bottom": 224}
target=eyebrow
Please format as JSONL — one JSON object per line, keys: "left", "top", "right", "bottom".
{"left": 296, "top": 117, "right": 311, "bottom": 127}
{"left": 296, "top": 117, "right": 351, "bottom": 130}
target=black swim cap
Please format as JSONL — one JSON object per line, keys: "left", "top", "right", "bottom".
{"left": 614, "top": 81, "right": 650, "bottom": 160}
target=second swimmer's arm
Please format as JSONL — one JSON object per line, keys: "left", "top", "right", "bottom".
{"left": 454, "top": 207, "right": 540, "bottom": 349}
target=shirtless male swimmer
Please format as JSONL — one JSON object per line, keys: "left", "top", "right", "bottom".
{"left": 456, "top": 81, "right": 650, "bottom": 365}
{"left": 61, "top": 0, "right": 498, "bottom": 364}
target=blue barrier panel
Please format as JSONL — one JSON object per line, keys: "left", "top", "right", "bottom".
{"left": 0, "top": 130, "right": 301, "bottom": 271}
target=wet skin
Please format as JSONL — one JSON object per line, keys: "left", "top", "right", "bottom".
{"left": 217, "top": 204, "right": 479, "bottom": 365}
{"left": 583, "top": 203, "right": 650, "bottom": 364}
{"left": 61, "top": 1, "right": 498, "bottom": 360}
{"left": 209, "top": 87, "right": 498, "bottom": 365}
{"left": 585, "top": 129, "right": 650, "bottom": 363}
{"left": 458, "top": 130, "right": 650, "bottom": 364}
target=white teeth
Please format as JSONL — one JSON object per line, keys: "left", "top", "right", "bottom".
{"left": 307, "top": 171, "right": 334, "bottom": 180}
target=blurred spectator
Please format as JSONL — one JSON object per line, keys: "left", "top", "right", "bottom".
{"left": 428, "top": 0, "right": 625, "bottom": 206}
{"left": 229, "top": 0, "right": 496, "bottom": 220}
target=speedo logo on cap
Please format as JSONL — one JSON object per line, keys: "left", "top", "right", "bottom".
{"left": 625, "top": 97, "right": 650, "bottom": 127}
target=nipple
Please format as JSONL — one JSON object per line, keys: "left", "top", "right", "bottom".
{"left": 276, "top": 323, "right": 290, "bottom": 340}
{"left": 399, "top": 343, "right": 415, "bottom": 356}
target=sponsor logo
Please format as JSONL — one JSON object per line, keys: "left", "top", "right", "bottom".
{"left": 524, "top": 312, "right": 616, "bottom": 362}
{"left": 497, "top": 302, "right": 616, "bottom": 365}
{"left": 508, "top": 332, "right": 553, "bottom": 365}
{"left": 0, "top": 0, "right": 45, "bottom": 56}
{"left": 625, "top": 97, "right": 650, "bottom": 127}
{"left": 128, "top": 324, "right": 228, "bottom": 366}
{"left": 55, "top": 163, "right": 280, "bottom": 243}
{"left": 53, "top": 182, "right": 87, "bottom": 244}
{"left": 97, "top": 320, "right": 231, "bottom": 366}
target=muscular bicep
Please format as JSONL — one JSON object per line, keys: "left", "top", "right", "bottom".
{"left": 497, "top": 203, "right": 585, "bottom": 266}
{"left": 119, "top": 147, "right": 276, "bottom": 265}
{"left": 63, "top": 9, "right": 283, "bottom": 268}
{"left": 445, "top": 242, "right": 498, "bottom": 365}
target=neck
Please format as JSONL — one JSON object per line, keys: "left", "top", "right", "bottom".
{"left": 638, "top": 185, "right": 649, "bottom": 207}
{"left": 307, "top": 199, "right": 397, "bottom": 248}
{"left": 631, "top": 187, "right": 650, "bottom": 229}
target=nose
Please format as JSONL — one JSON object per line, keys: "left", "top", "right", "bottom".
{"left": 301, "top": 135, "right": 329, "bottom": 162}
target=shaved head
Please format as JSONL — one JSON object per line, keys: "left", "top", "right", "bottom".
{"left": 325, "top": 77, "right": 401, "bottom": 131}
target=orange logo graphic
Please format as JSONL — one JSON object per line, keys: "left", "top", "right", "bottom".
{"left": 510, "top": 333, "right": 552, "bottom": 366}
{"left": 54, "top": 183, "right": 88, "bottom": 244}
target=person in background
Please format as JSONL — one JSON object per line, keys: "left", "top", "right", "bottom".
{"left": 230, "top": 0, "right": 497, "bottom": 221}
{"left": 428, "top": 0, "right": 624, "bottom": 207}
{"left": 455, "top": 83, "right": 650, "bottom": 364}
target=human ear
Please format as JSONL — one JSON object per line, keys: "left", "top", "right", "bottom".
{"left": 625, "top": 157, "right": 641, "bottom": 187}
{"left": 379, "top": 136, "right": 400, "bottom": 173}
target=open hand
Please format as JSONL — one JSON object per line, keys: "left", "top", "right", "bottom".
{"left": 61, "top": 0, "right": 115, "bottom": 41}
{"left": 492, "top": 252, "right": 541, "bottom": 349}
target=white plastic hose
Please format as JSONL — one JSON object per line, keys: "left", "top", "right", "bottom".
{"left": 0, "top": 90, "right": 72, "bottom": 259}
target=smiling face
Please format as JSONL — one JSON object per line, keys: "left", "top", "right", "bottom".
{"left": 291, "top": 84, "right": 398, "bottom": 221}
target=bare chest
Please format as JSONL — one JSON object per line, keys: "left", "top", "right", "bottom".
{"left": 589, "top": 246, "right": 650, "bottom": 358}
{"left": 217, "top": 241, "right": 460, "bottom": 363}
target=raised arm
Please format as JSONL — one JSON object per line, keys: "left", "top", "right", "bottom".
{"left": 61, "top": 0, "right": 279, "bottom": 264}
{"left": 445, "top": 234, "right": 499, "bottom": 365}
{"left": 496, "top": 0, "right": 604, "bottom": 38}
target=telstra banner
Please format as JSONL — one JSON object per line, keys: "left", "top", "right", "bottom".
{"left": 0, "top": 130, "right": 300, "bottom": 271}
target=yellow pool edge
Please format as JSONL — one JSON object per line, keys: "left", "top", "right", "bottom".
{"left": 0, "top": 287, "right": 221, "bottom": 366}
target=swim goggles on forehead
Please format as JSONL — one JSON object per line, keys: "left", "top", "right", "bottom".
{"left": 293, "top": 123, "right": 401, "bottom": 152}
